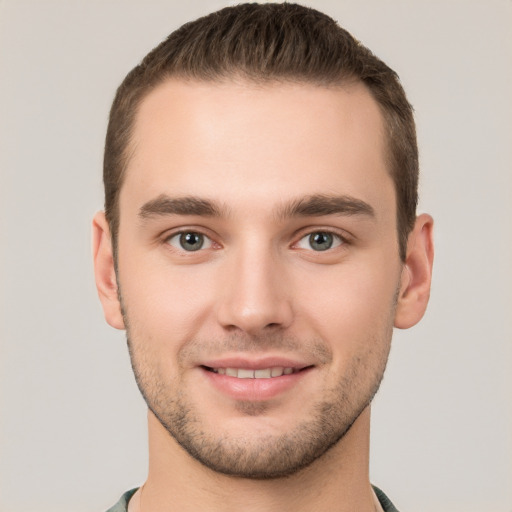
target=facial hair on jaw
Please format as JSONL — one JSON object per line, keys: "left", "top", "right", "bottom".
{"left": 124, "top": 323, "right": 393, "bottom": 480}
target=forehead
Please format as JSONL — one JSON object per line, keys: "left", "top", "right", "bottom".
{"left": 121, "top": 78, "right": 394, "bottom": 219}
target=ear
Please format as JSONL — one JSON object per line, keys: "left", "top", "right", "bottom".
{"left": 92, "top": 211, "right": 125, "bottom": 330}
{"left": 394, "top": 213, "right": 434, "bottom": 329}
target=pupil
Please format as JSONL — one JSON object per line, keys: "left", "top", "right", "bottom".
{"left": 180, "top": 232, "right": 203, "bottom": 251}
{"left": 310, "top": 232, "right": 333, "bottom": 251}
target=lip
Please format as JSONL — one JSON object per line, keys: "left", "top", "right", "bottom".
{"left": 201, "top": 356, "right": 312, "bottom": 371}
{"left": 199, "top": 356, "right": 314, "bottom": 401}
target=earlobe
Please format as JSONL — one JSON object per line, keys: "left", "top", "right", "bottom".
{"left": 92, "top": 211, "right": 125, "bottom": 330}
{"left": 394, "top": 213, "right": 434, "bottom": 329}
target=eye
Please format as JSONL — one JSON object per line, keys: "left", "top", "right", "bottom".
{"left": 166, "top": 231, "right": 213, "bottom": 252}
{"left": 296, "top": 231, "right": 343, "bottom": 252}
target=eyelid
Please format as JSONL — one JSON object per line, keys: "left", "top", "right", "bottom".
{"left": 295, "top": 232, "right": 343, "bottom": 251}
{"left": 162, "top": 227, "right": 219, "bottom": 251}
{"left": 291, "top": 227, "right": 352, "bottom": 249}
{"left": 167, "top": 233, "right": 212, "bottom": 250}
{"left": 159, "top": 225, "right": 351, "bottom": 252}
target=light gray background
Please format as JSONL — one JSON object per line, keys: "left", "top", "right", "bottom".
{"left": 1, "top": 1, "right": 511, "bottom": 510}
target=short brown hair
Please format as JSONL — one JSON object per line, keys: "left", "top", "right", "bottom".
{"left": 104, "top": 2, "right": 418, "bottom": 260}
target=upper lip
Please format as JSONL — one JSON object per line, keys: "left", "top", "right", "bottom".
{"left": 199, "top": 355, "right": 314, "bottom": 371}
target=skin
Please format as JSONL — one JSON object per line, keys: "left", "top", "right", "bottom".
{"left": 93, "top": 79, "right": 433, "bottom": 512}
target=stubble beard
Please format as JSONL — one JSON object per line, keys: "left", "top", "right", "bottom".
{"left": 124, "top": 325, "right": 393, "bottom": 480}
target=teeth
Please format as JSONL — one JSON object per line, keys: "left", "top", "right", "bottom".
{"left": 212, "top": 367, "right": 296, "bottom": 378}
{"left": 271, "top": 367, "right": 284, "bottom": 377}
{"left": 254, "top": 368, "right": 271, "bottom": 378}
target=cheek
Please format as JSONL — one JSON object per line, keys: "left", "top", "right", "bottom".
{"left": 294, "top": 258, "right": 400, "bottom": 349}
{"left": 117, "top": 248, "right": 217, "bottom": 346}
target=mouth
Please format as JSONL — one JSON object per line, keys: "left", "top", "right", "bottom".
{"left": 199, "top": 362, "right": 314, "bottom": 401}
{"left": 201, "top": 366, "right": 310, "bottom": 379}
{"left": 197, "top": 353, "right": 317, "bottom": 401}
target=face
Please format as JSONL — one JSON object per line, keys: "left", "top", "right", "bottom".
{"left": 113, "top": 79, "right": 404, "bottom": 478}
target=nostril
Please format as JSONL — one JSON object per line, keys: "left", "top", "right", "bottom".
{"left": 216, "top": 296, "right": 294, "bottom": 334}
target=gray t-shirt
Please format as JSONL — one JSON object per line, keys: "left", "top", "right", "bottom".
{"left": 106, "top": 485, "right": 399, "bottom": 511}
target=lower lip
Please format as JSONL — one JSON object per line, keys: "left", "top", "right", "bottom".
{"left": 200, "top": 367, "right": 313, "bottom": 401}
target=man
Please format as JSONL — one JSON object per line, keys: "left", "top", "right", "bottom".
{"left": 93, "top": 3, "right": 434, "bottom": 511}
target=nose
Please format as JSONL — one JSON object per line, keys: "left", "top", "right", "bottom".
{"left": 216, "top": 244, "right": 294, "bottom": 335}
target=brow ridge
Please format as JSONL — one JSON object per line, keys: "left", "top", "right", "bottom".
{"left": 138, "top": 194, "right": 224, "bottom": 219}
{"left": 138, "top": 193, "right": 375, "bottom": 222}
{"left": 277, "top": 194, "right": 375, "bottom": 220}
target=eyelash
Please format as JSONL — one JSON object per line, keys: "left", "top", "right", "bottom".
{"left": 163, "top": 227, "right": 350, "bottom": 254}
{"left": 293, "top": 230, "right": 347, "bottom": 252}
{"left": 164, "top": 230, "right": 217, "bottom": 252}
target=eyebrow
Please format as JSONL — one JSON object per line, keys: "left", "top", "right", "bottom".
{"left": 138, "top": 194, "right": 227, "bottom": 220}
{"left": 276, "top": 194, "right": 375, "bottom": 220}
{"left": 138, "top": 193, "right": 375, "bottom": 221}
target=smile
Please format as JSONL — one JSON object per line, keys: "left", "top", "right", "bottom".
{"left": 206, "top": 367, "right": 296, "bottom": 378}
{"left": 200, "top": 363, "right": 314, "bottom": 401}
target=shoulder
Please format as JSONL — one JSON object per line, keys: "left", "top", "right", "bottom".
{"left": 105, "top": 488, "right": 139, "bottom": 512}
{"left": 372, "top": 485, "right": 400, "bottom": 512}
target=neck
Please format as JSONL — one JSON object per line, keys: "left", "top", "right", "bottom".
{"left": 138, "top": 407, "right": 376, "bottom": 512}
